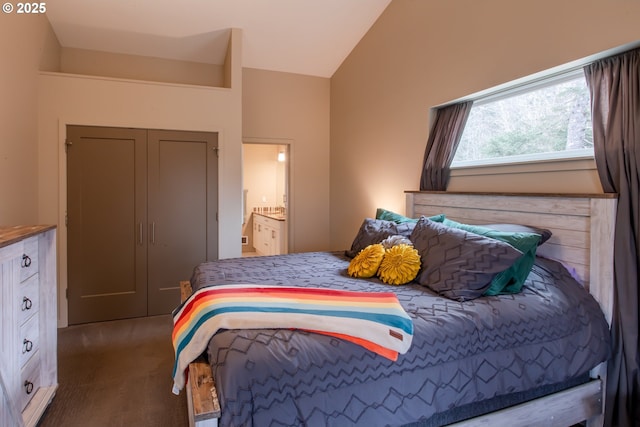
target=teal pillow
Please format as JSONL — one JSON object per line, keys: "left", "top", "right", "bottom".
{"left": 441, "top": 219, "right": 541, "bottom": 295}
{"left": 376, "top": 208, "right": 445, "bottom": 224}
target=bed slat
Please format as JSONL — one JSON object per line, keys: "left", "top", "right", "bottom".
{"left": 448, "top": 379, "right": 603, "bottom": 427}
{"left": 188, "top": 358, "right": 221, "bottom": 422}
{"left": 180, "top": 280, "right": 221, "bottom": 427}
{"left": 415, "top": 206, "right": 591, "bottom": 231}
{"left": 410, "top": 192, "right": 593, "bottom": 216}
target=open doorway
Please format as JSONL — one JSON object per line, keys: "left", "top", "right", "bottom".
{"left": 242, "top": 142, "right": 290, "bottom": 256}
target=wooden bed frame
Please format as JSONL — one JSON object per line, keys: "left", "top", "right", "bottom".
{"left": 179, "top": 191, "right": 617, "bottom": 427}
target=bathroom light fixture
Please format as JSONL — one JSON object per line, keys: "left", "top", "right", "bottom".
{"left": 277, "top": 151, "right": 285, "bottom": 162}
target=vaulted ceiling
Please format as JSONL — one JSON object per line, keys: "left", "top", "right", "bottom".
{"left": 45, "top": 0, "right": 392, "bottom": 78}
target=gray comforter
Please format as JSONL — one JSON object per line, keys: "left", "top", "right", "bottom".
{"left": 190, "top": 251, "right": 611, "bottom": 427}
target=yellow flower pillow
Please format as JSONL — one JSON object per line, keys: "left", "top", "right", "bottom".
{"left": 348, "top": 244, "right": 385, "bottom": 278}
{"left": 377, "top": 244, "right": 421, "bottom": 285}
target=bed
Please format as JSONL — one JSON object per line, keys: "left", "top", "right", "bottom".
{"left": 174, "top": 191, "right": 617, "bottom": 427}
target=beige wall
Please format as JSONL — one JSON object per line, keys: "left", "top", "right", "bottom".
{"left": 60, "top": 47, "right": 226, "bottom": 87}
{"left": 2, "top": 20, "right": 330, "bottom": 324}
{"left": 38, "top": 29, "right": 243, "bottom": 326}
{"left": 38, "top": 73, "right": 242, "bottom": 326}
{"left": 0, "top": 14, "right": 60, "bottom": 225}
{"left": 243, "top": 68, "right": 330, "bottom": 253}
{"left": 330, "top": 0, "right": 640, "bottom": 250}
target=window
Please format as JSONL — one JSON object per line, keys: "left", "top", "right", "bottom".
{"left": 452, "top": 71, "right": 593, "bottom": 167}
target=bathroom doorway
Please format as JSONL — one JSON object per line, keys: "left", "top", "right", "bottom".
{"left": 242, "top": 141, "right": 290, "bottom": 256}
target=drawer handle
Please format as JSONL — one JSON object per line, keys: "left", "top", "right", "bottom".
{"left": 24, "top": 381, "right": 34, "bottom": 395}
{"left": 23, "top": 339, "right": 33, "bottom": 353}
{"left": 21, "top": 254, "right": 32, "bottom": 268}
{"left": 22, "top": 297, "right": 32, "bottom": 311}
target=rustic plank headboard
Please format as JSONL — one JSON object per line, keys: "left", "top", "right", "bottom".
{"left": 406, "top": 191, "right": 617, "bottom": 324}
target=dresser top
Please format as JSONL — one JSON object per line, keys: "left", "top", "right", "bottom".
{"left": 0, "top": 225, "right": 56, "bottom": 249}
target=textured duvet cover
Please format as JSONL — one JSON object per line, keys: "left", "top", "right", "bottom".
{"left": 190, "top": 251, "right": 611, "bottom": 427}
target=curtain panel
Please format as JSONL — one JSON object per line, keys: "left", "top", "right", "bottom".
{"left": 585, "top": 47, "right": 640, "bottom": 427}
{"left": 419, "top": 101, "right": 472, "bottom": 191}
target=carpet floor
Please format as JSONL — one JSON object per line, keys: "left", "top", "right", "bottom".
{"left": 39, "top": 315, "right": 188, "bottom": 427}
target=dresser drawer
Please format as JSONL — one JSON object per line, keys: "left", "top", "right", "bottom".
{"left": 256, "top": 214, "right": 279, "bottom": 228}
{"left": 19, "top": 351, "right": 41, "bottom": 411}
{"left": 19, "top": 314, "right": 40, "bottom": 368}
{"left": 19, "top": 237, "right": 39, "bottom": 283}
{"left": 18, "top": 273, "right": 40, "bottom": 326}
{"left": 0, "top": 226, "right": 56, "bottom": 427}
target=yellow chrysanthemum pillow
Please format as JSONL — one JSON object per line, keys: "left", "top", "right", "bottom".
{"left": 348, "top": 243, "right": 385, "bottom": 278}
{"left": 377, "top": 244, "right": 421, "bottom": 285}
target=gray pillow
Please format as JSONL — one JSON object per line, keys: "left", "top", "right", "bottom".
{"left": 410, "top": 218, "right": 523, "bottom": 301}
{"left": 345, "top": 218, "right": 415, "bottom": 258}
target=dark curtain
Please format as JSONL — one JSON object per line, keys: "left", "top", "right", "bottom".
{"left": 585, "top": 48, "right": 640, "bottom": 427}
{"left": 419, "top": 101, "right": 473, "bottom": 191}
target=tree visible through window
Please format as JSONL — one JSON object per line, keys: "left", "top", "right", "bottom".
{"left": 453, "top": 73, "right": 593, "bottom": 165}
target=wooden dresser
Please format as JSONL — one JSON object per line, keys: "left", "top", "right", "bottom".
{"left": 0, "top": 226, "right": 57, "bottom": 427}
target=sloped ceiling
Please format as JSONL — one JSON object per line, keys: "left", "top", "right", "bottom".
{"left": 45, "top": 0, "right": 392, "bottom": 78}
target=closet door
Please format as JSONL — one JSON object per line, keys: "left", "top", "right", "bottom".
{"left": 67, "top": 126, "right": 148, "bottom": 325}
{"left": 147, "top": 130, "right": 218, "bottom": 315}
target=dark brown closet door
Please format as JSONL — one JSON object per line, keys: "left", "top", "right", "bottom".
{"left": 147, "top": 130, "right": 218, "bottom": 315}
{"left": 67, "top": 126, "right": 219, "bottom": 324}
{"left": 67, "top": 125, "right": 148, "bottom": 324}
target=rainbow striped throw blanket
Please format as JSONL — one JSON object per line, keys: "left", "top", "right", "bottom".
{"left": 171, "top": 284, "right": 414, "bottom": 394}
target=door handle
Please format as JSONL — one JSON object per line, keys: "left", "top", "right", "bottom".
{"left": 151, "top": 222, "right": 156, "bottom": 245}
{"left": 138, "top": 222, "right": 143, "bottom": 245}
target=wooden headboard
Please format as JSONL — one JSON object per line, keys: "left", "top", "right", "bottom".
{"left": 406, "top": 191, "right": 617, "bottom": 324}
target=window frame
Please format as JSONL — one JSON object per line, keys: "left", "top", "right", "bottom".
{"left": 450, "top": 68, "right": 594, "bottom": 169}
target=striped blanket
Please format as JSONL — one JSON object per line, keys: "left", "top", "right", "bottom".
{"left": 171, "top": 284, "right": 414, "bottom": 394}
